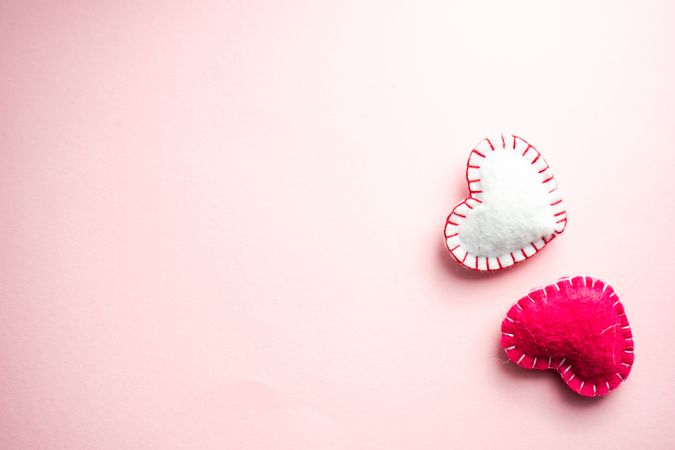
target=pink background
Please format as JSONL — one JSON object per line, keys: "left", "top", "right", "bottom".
{"left": 2, "top": 1, "right": 675, "bottom": 448}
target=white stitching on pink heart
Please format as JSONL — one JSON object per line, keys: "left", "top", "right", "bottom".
{"left": 500, "top": 276, "right": 634, "bottom": 398}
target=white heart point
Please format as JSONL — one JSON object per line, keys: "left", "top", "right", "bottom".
{"left": 444, "top": 134, "right": 567, "bottom": 271}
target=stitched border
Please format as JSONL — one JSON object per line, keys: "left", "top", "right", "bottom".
{"left": 500, "top": 276, "right": 634, "bottom": 398}
{"left": 444, "top": 134, "right": 567, "bottom": 272}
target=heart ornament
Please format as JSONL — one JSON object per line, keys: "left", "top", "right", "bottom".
{"left": 501, "top": 276, "right": 634, "bottom": 397}
{"left": 444, "top": 134, "right": 567, "bottom": 271}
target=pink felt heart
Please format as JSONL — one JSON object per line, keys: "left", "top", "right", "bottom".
{"left": 501, "top": 276, "right": 634, "bottom": 397}
{"left": 444, "top": 134, "right": 567, "bottom": 271}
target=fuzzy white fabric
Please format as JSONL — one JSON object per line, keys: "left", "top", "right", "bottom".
{"left": 460, "top": 150, "right": 556, "bottom": 257}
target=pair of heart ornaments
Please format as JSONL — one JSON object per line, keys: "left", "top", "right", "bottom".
{"left": 443, "top": 134, "right": 633, "bottom": 398}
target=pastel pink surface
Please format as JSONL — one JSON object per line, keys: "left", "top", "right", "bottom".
{"left": 1, "top": 1, "right": 675, "bottom": 449}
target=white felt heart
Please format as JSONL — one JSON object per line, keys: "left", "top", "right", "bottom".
{"left": 444, "top": 134, "right": 567, "bottom": 271}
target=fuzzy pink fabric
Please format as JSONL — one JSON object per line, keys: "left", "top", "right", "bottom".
{"left": 501, "top": 276, "right": 634, "bottom": 397}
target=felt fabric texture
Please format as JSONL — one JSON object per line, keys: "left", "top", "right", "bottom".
{"left": 444, "top": 134, "right": 566, "bottom": 271}
{"left": 501, "top": 276, "right": 634, "bottom": 398}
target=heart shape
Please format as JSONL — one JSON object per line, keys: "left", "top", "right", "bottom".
{"left": 500, "top": 276, "right": 634, "bottom": 397}
{"left": 444, "top": 134, "right": 567, "bottom": 271}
